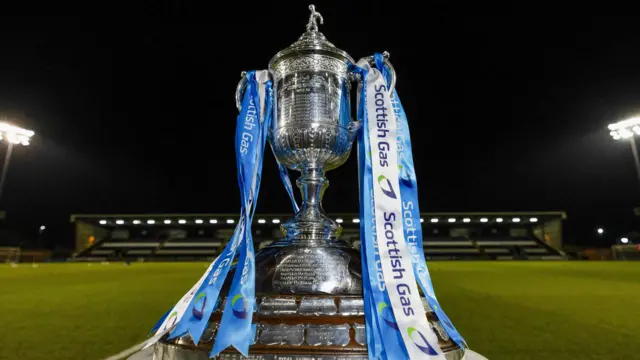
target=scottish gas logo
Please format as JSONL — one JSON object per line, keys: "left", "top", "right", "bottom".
{"left": 378, "top": 175, "right": 397, "bottom": 199}
{"left": 192, "top": 292, "right": 207, "bottom": 320}
{"left": 164, "top": 311, "right": 178, "bottom": 329}
{"left": 377, "top": 302, "right": 399, "bottom": 330}
{"left": 398, "top": 164, "right": 414, "bottom": 188}
{"left": 407, "top": 327, "right": 438, "bottom": 356}
{"left": 231, "top": 294, "right": 249, "bottom": 319}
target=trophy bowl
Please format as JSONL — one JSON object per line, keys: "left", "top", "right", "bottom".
{"left": 268, "top": 47, "right": 359, "bottom": 241}
{"left": 271, "top": 122, "right": 355, "bottom": 175}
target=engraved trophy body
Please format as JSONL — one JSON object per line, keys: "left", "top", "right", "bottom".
{"left": 153, "top": 6, "right": 465, "bottom": 360}
{"left": 255, "top": 5, "right": 362, "bottom": 296}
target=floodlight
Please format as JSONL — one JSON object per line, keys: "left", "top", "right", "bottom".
{"left": 0, "top": 122, "right": 35, "bottom": 146}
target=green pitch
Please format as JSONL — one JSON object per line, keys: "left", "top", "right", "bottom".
{"left": 1, "top": 261, "right": 639, "bottom": 360}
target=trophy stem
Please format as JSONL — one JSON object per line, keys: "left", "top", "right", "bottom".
{"left": 298, "top": 168, "right": 327, "bottom": 210}
{"left": 281, "top": 167, "right": 342, "bottom": 243}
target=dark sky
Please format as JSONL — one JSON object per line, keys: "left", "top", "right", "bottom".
{"left": 1, "top": 4, "right": 640, "bottom": 247}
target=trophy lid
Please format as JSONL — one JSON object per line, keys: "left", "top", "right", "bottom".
{"left": 269, "top": 5, "right": 355, "bottom": 69}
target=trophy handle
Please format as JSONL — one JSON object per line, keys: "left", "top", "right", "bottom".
{"left": 235, "top": 71, "right": 247, "bottom": 112}
{"left": 363, "top": 51, "right": 396, "bottom": 94}
{"left": 235, "top": 71, "right": 275, "bottom": 112}
{"left": 347, "top": 71, "right": 364, "bottom": 138}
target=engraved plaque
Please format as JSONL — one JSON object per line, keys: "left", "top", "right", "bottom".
{"left": 299, "top": 297, "right": 337, "bottom": 316}
{"left": 259, "top": 324, "right": 305, "bottom": 346}
{"left": 306, "top": 324, "right": 350, "bottom": 347}
{"left": 338, "top": 298, "right": 364, "bottom": 316}
{"left": 176, "top": 333, "right": 195, "bottom": 347}
{"left": 217, "top": 354, "right": 247, "bottom": 360}
{"left": 352, "top": 323, "right": 367, "bottom": 346}
{"left": 272, "top": 248, "right": 351, "bottom": 294}
{"left": 218, "top": 355, "right": 367, "bottom": 360}
{"left": 258, "top": 296, "right": 298, "bottom": 315}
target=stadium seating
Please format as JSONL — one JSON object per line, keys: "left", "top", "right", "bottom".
{"left": 421, "top": 236, "right": 563, "bottom": 260}
{"left": 73, "top": 213, "right": 566, "bottom": 261}
{"left": 79, "top": 228, "right": 222, "bottom": 261}
{"left": 424, "top": 237, "right": 482, "bottom": 260}
{"left": 474, "top": 237, "right": 563, "bottom": 260}
{"left": 79, "top": 233, "right": 563, "bottom": 261}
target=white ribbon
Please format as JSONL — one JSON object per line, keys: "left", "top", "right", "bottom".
{"left": 143, "top": 260, "right": 216, "bottom": 348}
{"left": 361, "top": 59, "right": 445, "bottom": 360}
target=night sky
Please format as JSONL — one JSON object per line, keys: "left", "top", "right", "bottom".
{"left": 1, "top": 4, "right": 639, "bottom": 248}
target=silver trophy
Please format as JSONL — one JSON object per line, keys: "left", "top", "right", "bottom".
{"left": 152, "top": 5, "right": 464, "bottom": 360}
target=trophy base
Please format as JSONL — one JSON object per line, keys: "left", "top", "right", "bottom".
{"left": 153, "top": 294, "right": 465, "bottom": 360}
{"left": 151, "top": 242, "right": 465, "bottom": 359}
{"left": 152, "top": 341, "right": 466, "bottom": 360}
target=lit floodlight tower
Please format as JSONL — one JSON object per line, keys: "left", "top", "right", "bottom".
{"left": 0, "top": 120, "right": 35, "bottom": 202}
{"left": 609, "top": 117, "right": 640, "bottom": 188}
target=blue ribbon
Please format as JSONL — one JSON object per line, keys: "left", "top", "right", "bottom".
{"left": 211, "top": 77, "right": 273, "bottom": 356}
{"left": 276, "top": 162, "right": 299, "bottom": 213}
{"left": 374, "top": 53, "right": 466, "bottom": 348}
{"left": 353, "top": 63, "right": 410, "bottom": 360}
{"left": 167, "top": 71, "right": 262, "bottom": 344}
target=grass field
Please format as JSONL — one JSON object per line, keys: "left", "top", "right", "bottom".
{"left": 1, "top": 261, "right": 639, "bottom": 360}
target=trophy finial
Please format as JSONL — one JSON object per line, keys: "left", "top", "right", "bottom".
{"left": 306, "top": 4, "right": 324, "bottom": 32}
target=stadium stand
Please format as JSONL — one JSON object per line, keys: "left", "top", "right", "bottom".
{"left": 71, "top": 212, "right": 566, "bottom": 261}
{"left": 424, "top": 236, "right": 480, "bottom": 260}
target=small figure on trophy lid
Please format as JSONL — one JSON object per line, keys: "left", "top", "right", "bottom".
{"left": 306, "top": 4, "right": 324, "bottom": 32}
